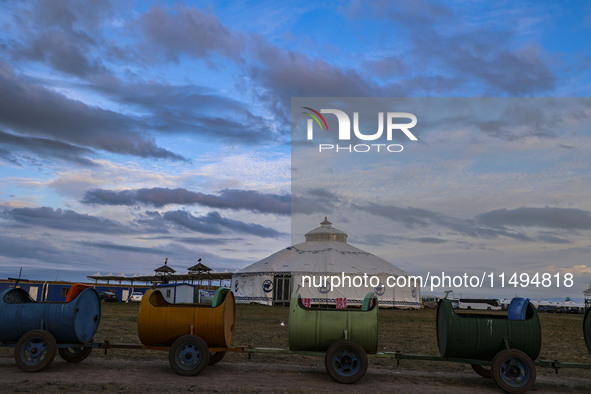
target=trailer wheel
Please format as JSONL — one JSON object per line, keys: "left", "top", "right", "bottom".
{"left": 58, "top": 346, "right": 92, "bottom": 363}
{"left": 169, "top": 335, "right": 210, "bottom": 376}
{"left": 471, "top": 363, "right": 492, "bottom": 378}
{"left": 208, "top": 351, "right": 226, "bottom": 366}
{"left": 325, "top": 340, "right": 368, "bottom": 384}
{"left": 491, "top": 349, "right": 536, "bottom": 393}
{"left": 15, "top": 329, "right": 57, "bottom": 372}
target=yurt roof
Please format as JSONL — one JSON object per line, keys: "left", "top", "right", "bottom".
{"left": 305, "top": 217, "right": 347, "bottom": 242}
{"left": 240, "top": 218, "right": 408, "bottom": 276}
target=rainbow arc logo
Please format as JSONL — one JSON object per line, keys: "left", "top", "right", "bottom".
{"left": 302, "top": 107, "right": 328, "bottom": 131}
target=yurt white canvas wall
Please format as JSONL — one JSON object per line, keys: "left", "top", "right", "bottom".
{"left": 232, "top": 218, "right": 420, "bottom": 308}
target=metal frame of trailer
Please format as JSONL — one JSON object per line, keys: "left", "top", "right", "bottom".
{"left": 4, "top": 339, "right": 591, "bottom": 369}
{"left": 103, "top": 342, "right": 591, "bottom": 393}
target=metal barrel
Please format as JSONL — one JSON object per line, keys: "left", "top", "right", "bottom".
{"left": 288, "top": 292, "right": 378, "bottom": 353}
{"left": 436, "top": 298, "right": 541, "bottom": 360}
{"left": 585, "top": 307, "right": 591, "bottom": 354}
{"left": 0, "top": 287, "right": 101, "bottom": 344}
{"left": 137, "top": 288, "right": 235, "bottom": 347}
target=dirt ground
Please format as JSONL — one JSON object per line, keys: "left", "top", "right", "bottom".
{"left": 1, "top": 353, "right": 591, "bottom": 393}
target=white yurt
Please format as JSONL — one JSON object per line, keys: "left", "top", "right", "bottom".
{"left": 232, "top": 218, "right": 420, "bottom": 308}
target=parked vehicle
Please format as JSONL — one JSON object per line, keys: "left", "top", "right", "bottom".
{"left": 128, "top": 292, "right": 143, "bottom": 302}
{"left": 98, "top": 291, "right": 118, "bottom": 302}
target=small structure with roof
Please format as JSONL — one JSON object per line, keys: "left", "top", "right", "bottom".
{"left": 157, "top": 283, "right": 198, "bottom": 303}
{"left": 188, "top": 258, "right": 212, "bottom": 275}
{"left": 154, "top": 257, "right": 176, "bottom": 284}
{"left": 87, "top": 257, "right": 231, "bottom": 287}
{"left": 232, "top": 217, "right": 420, "bottom": 308}
{"left": 156, "top": 258, "right": 218, "bottom": 303}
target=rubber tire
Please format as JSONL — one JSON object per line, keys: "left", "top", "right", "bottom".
{"left": 208, "top": 351, "right": 226, "bottom": 366}
{"left": 168, "top": 335, "right": 210, "bottom": 376}
{"left": 15, "top": 329, "right": 57, "bottom": 372}
{"left": 324, "top": 340, "right": 368, "bottom": 384}
{"left": 491, "top": 349, "right": 536, "bottom": 393}
{"left": 471, "top": 363, "right": 492, "bottom": 378}
{"left": 58, "top": 346, "right": 92, "bottom": 363}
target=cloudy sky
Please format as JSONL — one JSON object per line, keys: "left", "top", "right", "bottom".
{"left": 291, "top": 97, "right": 591, "bottom": 299}
{"left": 1, "top": 1, "right": 591, "bottom": 298}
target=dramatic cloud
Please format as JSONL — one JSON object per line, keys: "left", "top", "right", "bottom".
{"left": 467, "top": 98, "right": 591, "bottom": 141}
{"left": 1, "top": 206, "right": 129, "bottom": 234}
{"left": 89, "top": 79, "right": 280, "bottom": 144}
{"left": 249, "top": 40, "right": 385, "bottom": 124}
{"left": 0, "top": 234, "right": 64, "bottom": 261}
{"left": 82, "top": 187, "right": 291, "bottom": 215}
{"left": 139, "top": 235, "right": 231, "bottom": 246}
{"left": 355, "top": 203, "right": 591, "bottom": 245}
{"left": 355, "top": 203, "right": 534, "bottom": 242}
{"left": 156, "top": 210, "right": 283, "bottom": 238}
{"left": 476, "top": 207, "right": 591, "bottom": 230}
{"left": 536, "top": 233, "right": 572, "bottom": 244}
{"left": 7, "top": 0, "right": 116, "bottom": 78}
{"left": 291, "top": 189, "right": 342, "bottom": 215}
{"left": 356, "top": 233, "right": 448, "bottom": 247}
{"left": 363, "top": 56, "right": 409, "bottom": 78}
{"left": 3, "top": 0, "right": 280, "bottom": 146}
{"left": 17, "top": 30, "right": 108, "bottom": 78}
{"left": 137, "top": 4, "right": 244, "bottom": 62}
{"left": 409, "top": 32, "right": 555, "bottom": 95}
{"left": 355, "top": 203, "right": 442, "bottom": 228}
{"left": 245, "top": 1, "right": 556, "bottom": 129}
{"left": 0, "top": 129, "right": 97, "bottom": 166}
{"left": 162, "top": 210, "right": 223, "bottom": 235}
{"left": 0, "top": 63, "right": 185, "bottom": 161}
{"left": 1, "top": 1, "right": 590, "bottom": 296}
{"left": 342, "top": 0, "right": 556, "bottom": 95}
{"left": 132, "top": 209, "right": 283, "bottom": 238}
{"left": 75, "top": 241, "right": 169, "bottom": 255}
